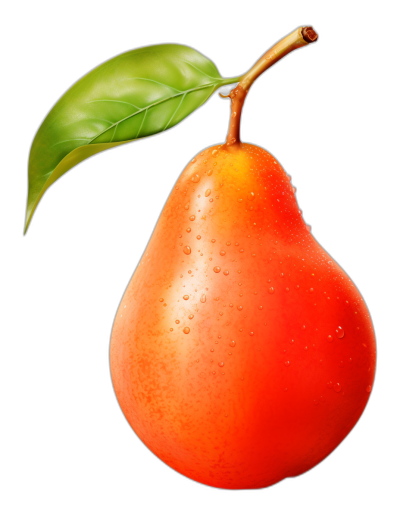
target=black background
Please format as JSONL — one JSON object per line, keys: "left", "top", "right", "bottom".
{"left": 9, "top": 4, "right": 385, "bottom": 528}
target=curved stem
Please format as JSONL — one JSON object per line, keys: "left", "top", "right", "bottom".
{"left": 225, "top": 26, "right": 318, "bottom": 146}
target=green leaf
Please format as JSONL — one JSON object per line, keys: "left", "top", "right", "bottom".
{"left": 25, "top": 44, "right": 239, "bottom": 233}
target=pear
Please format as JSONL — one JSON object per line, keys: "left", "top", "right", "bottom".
{"left": 110, "top": 27, "right": 375, "bottom": 489}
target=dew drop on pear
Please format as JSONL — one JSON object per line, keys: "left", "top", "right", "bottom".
{"left": 335, "top": 326, "right": 345, "bottom": 339}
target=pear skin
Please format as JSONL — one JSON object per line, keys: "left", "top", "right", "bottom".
{"left": 110, "top": 143, "right": 376, "bottom": 489}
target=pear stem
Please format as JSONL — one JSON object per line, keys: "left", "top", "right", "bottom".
{"left": 225, "top": 26, "right": 318, "bottom": 147}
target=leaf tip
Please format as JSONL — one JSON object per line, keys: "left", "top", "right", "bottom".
{"left": 23, "top": 216, "right": 30, "bottom": 235}
{"left": 24, "top": 203, "right": 34, "bottom": 235}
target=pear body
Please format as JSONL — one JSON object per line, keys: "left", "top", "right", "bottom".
{"left": 110, "top": 143, "right": 376, "bottom": 489}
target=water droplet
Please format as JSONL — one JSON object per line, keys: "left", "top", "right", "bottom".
{"left": 327, "top": 335, "right": 333, "bottom": 342}
{"left": 209, "top": 198, "right": 213, "bottom": 202}
{"left": 313, "top": 399, "right": 319, "bottom": 406}
{"left": 218, "top": 361, "right": 224, "bottom": 367}
{"left": 226, "top": 241, "right": 231, "bottom": 246}
{"left": 159, "top": 298, "right": 164, "bottom": 302}
{"left": 229, "top": 340, "right": 236, "bottom": 347}
{"left": 213, "top": 266, "right": 221, "bottom": 273}
{"left": 212, "top": 371, "right": 216, "bottom": 375}
{"left": 284, "top": 361, "right": 290, "bottom": 367}
{"left": 191, "top": 158, "right": 196, "bottom": 163}
{"left": 191, "top": 174, "right": 200, "bottom": 183}
{"left": 186, "top": 228, "right": 191, "bottom": 233}
{"left": 269, "top": 287, "right": 275, "bottom": 294}
{"left": 207, "top": 169, "right": 213, "bottom": 176}
{"left": 223, "top": 270, "right": 229, "bottom": 276}
{"left": 183, "top": 245, "right": 191, "bottom": 255}
{"left": 339, "top": 360, "right": 344, "bottom": 368}
{"left": 189, "top": 215, "right": 195, "bottom": 221}
{"left": 200, "top": 294, "right": 206, "bottom": 303}
{"left": 335, "top": 326, "right": 345, "bottom": 339}
{"left": 327, "top": 381, "right": 333, "bottom": 389}
{"left": 184, "top": 202, "right": 190, "bottom": 210}
{"left": 366, "top": 385, "right": 372, "bottom": 393}
{"left": 183, "top": 295, "right": 189, "bottom": 301}
{"left": 196, "top": 235, "right": 201, "bottom": 240}
{"left": 211, "top": 239, "right": 216, "bottom": 243}
{"left": 302, "top": 325, "right": 306, "bottom": 330}
{"left": 237, "top": 305, "right": 243, "bottom": 311}
{"left": 248, "top": 192, "right": 255, "bottom": 201}
{"left": 249, "top": 331, "right": 254, "bottom": 336}
{"left": 239, "top": 248, "right": 244, "bottom": 253}
{"left": 259, "top": 306, "right": 263, "bottom": 310}
{"left": 309, "top": 288, "right": 314, "bottom": 293}
{"left": 334, "top": 383, "right": 342, "bottom": 393}
{"left": 205, "top": 189, "right": 211, "bottom": 197}
{"left": 189, "top": 314, "right": 194, "bottom": 319}
{"left": 183, "top": 327, "right": 190, "bottom": 334}
{"left": 280, "top": 272, "right": 284, "bottom": 277}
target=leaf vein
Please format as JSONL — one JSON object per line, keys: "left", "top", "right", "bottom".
{"left": 110, "top": 123, "right": 117, "bottom": 142}
{"left": 50, "top": 138, "right": 90, "bottom": 148}
{"left": 88, "top": 82, "right": 217, "bottom": 144}
{"left": 124, "top": 77, "right": 181, "bottom": 92}
{"left": 178, "top": 59, "right": 221, "bottom": 81}
{"left": 135, "top": 109, "right": 147, "bottom": 139}
{"left": 163, "top": 93, "right": 186, "bottom": 131}
{"left": 88, "top": 99, "right": 141, "bottom": 110}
